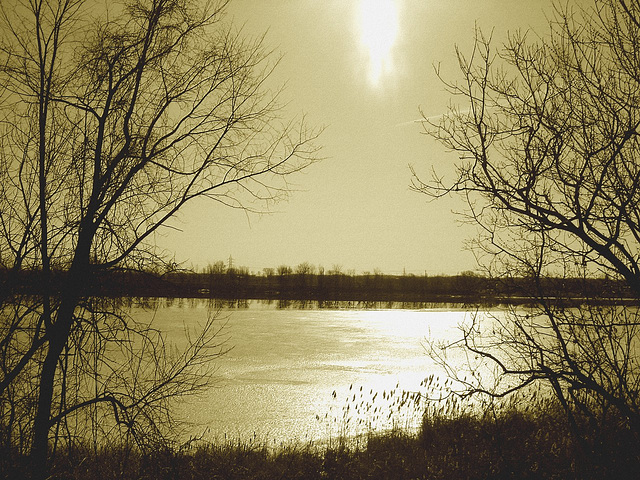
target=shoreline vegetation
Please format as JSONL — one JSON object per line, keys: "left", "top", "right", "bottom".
{"left": 1, "top": 266, "right": 635, "bottom": 305}
{"left": 4, "top": 394, "right": 639, "bottom": 479}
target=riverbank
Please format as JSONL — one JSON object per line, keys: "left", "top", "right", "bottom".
{"left": 3, "top": 267, "right": 634, "bottom": 306}
{"left": 3, "top": 397, "right": 639, "bottom": 479}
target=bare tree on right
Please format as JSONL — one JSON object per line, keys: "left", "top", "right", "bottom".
{"left": 415, "top": 0, "right": 640, "bottom": 447}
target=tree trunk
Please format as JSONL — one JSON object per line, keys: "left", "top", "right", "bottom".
{"left": 30, "top": 341, "right": 62, "bottom": 478}
{"left": 30, "top": 294, "right": 78, "bottom": 480}
{"left": 30, "top": 245, "right": 90, "bottom": 479}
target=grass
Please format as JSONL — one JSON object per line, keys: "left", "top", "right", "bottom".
{"left": 3, "top": 394, "right": 640, "bottom": 479}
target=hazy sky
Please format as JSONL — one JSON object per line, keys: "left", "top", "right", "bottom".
{"left": 158, "top": 0, "right": 566, "bottom": 275}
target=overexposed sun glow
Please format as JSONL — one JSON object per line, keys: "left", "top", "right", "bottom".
{"left": 358, "top": 0, "right": 399, "bottom": 87}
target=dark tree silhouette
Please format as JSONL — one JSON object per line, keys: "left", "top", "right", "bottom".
{"left": 415, "top": 0, "right": 640, "bottom": 448}
{"left": 0, "top": 0, "right": 318, "bottom": 478}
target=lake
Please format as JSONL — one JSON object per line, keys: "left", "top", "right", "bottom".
{"left": 130, "top": 299, "right": 483, "bottom": 445}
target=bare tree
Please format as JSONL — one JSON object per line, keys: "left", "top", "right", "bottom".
{"left": 295, "top": 262, "right": 315, "bottom": 276}
{"left": 414, "top": 0, "right": 640, "bottom": 447}
{"left": 0, "top": 0, "right": 318, "bottom": 477}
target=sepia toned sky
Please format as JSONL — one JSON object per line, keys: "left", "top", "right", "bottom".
{"left": 158, "top": 0, "right": 568, "bottom": 275}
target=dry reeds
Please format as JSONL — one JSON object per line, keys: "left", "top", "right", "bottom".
{"left": 3, "top": 385, "right": 640, "bottom": 479}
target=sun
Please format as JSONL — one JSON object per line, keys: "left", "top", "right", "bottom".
{"left": 358, "top": 0, "right": 399, "bottom": 87}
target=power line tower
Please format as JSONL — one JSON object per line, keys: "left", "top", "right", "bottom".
{"left": 228, "top": 255, "right": 234, "bottom": 271}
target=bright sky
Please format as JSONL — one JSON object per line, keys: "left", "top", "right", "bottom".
{"left": 158, "top": 0, "right": 561, "bottom": 275}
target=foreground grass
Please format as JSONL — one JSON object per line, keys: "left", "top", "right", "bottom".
{"left": 3, "top": 399, "right": 640, "bottom": 480}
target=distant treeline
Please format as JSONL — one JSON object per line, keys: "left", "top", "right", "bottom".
{"left": 0, "top": 265, "right": 632, "bottom": 305}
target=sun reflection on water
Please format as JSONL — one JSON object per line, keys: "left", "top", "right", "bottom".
{"left": 141, "top": 301, "right": 489, "bottom": 444}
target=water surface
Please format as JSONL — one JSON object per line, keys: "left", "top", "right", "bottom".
{"left": 133, "top": 300, "right": 477, "bottom": 444}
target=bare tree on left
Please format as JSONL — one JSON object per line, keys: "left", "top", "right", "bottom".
{"left": 0, "top": 0, "right": 319, "bottom": 478}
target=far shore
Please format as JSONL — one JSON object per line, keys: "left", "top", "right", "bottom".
{"left": 3, "top": 268, "right": 635, "bottom": 306}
